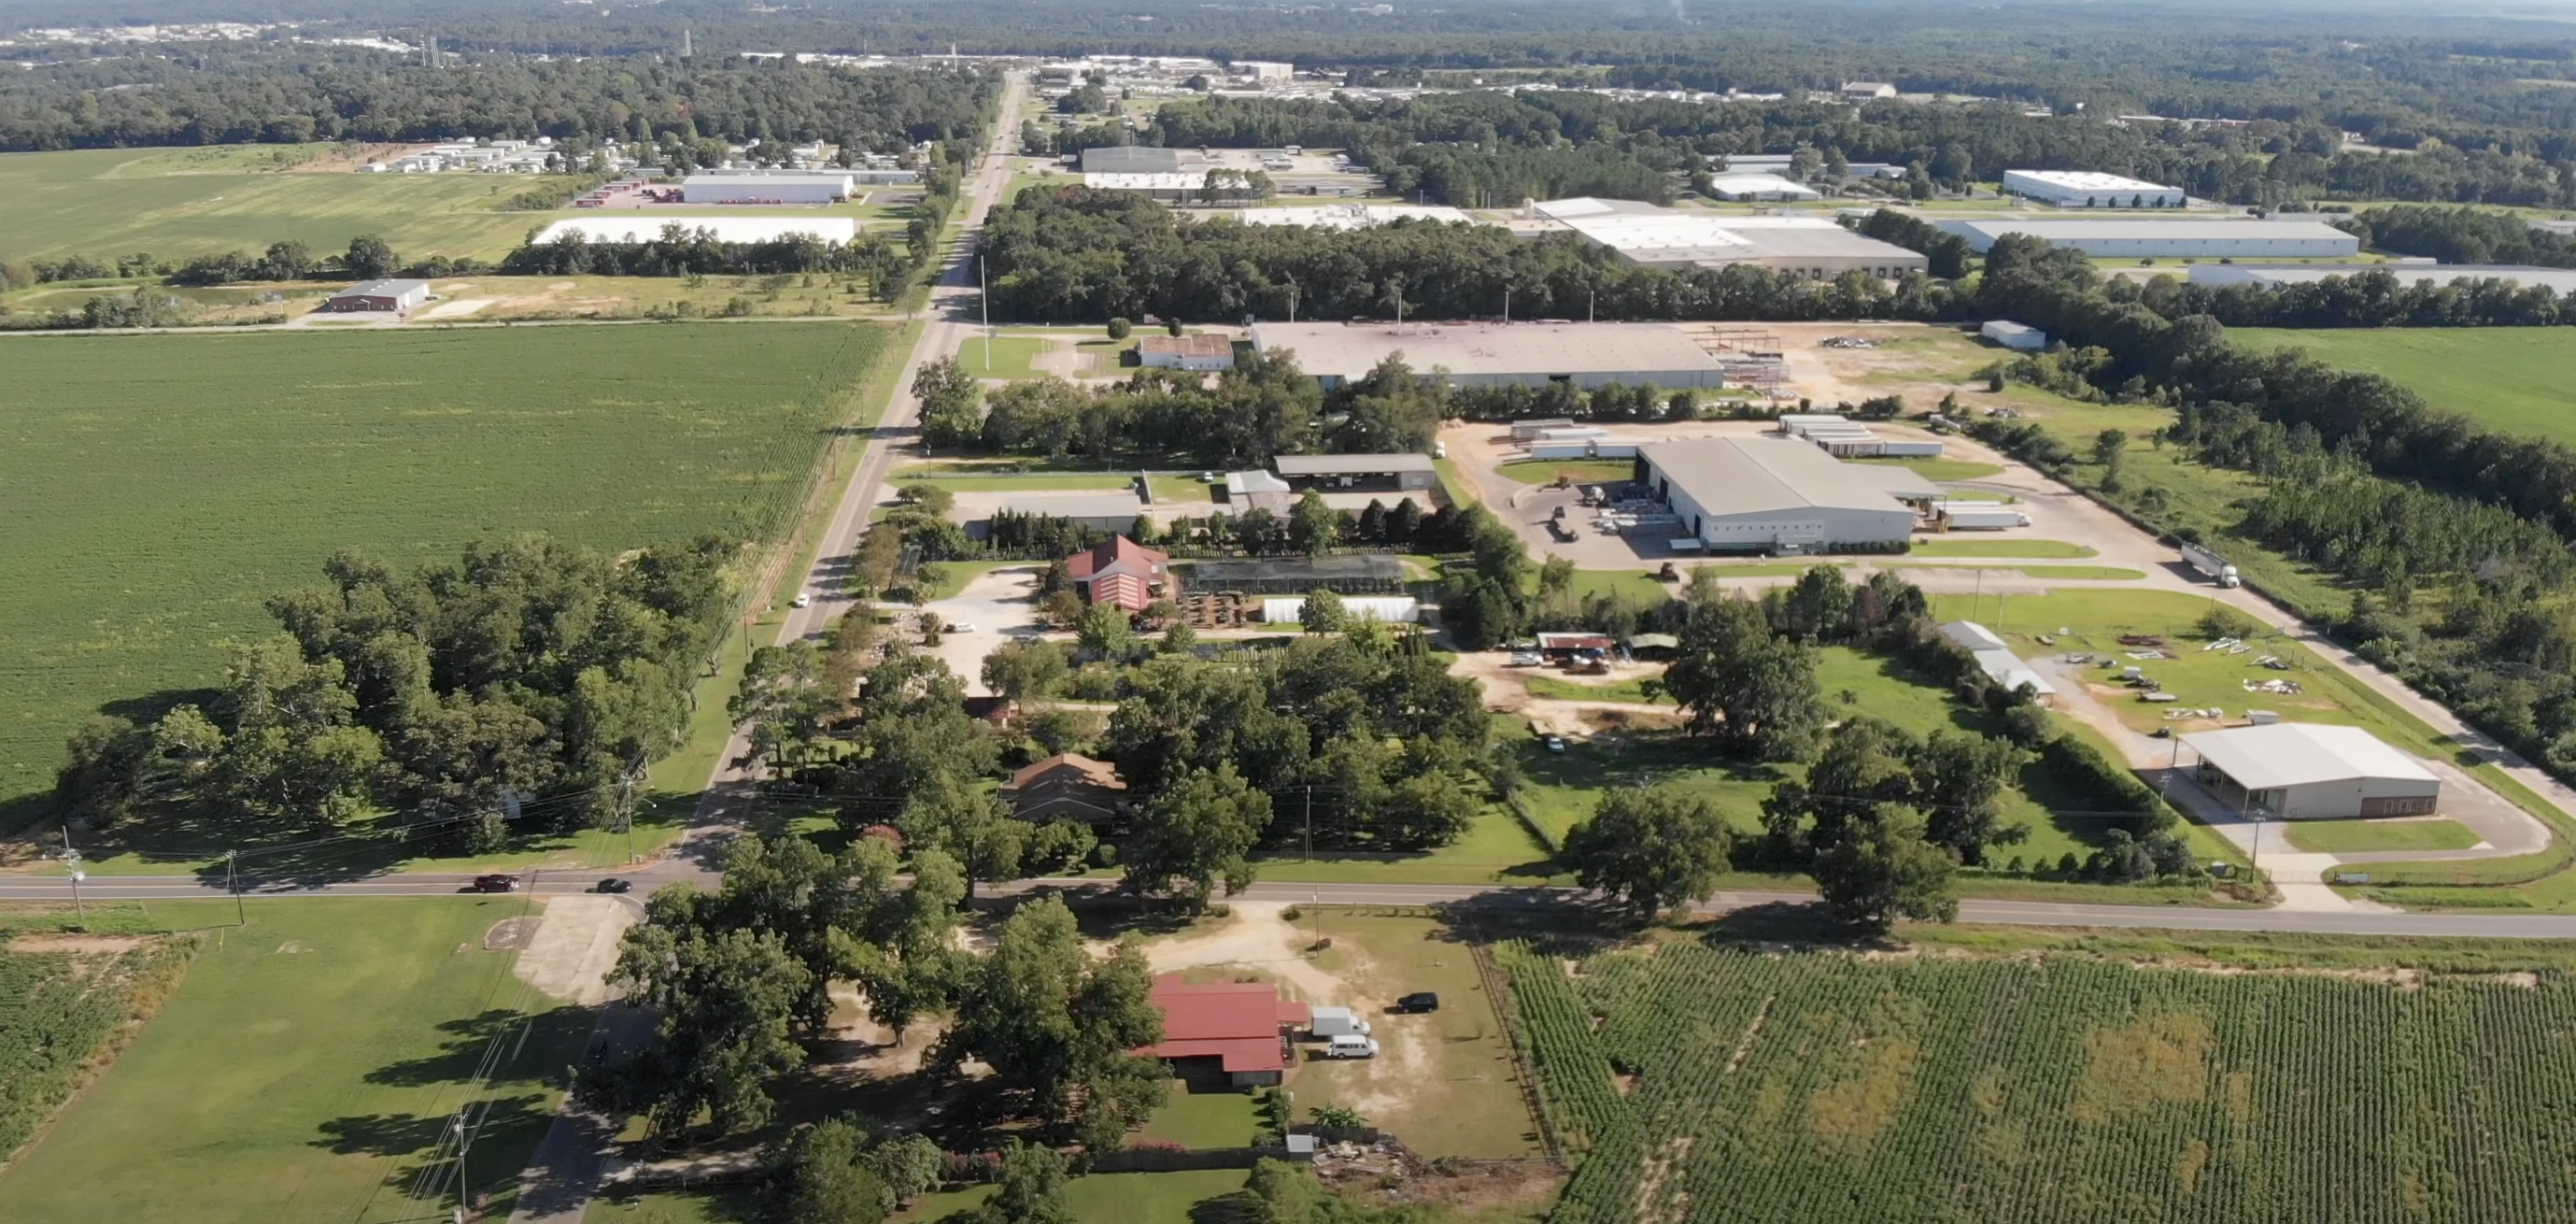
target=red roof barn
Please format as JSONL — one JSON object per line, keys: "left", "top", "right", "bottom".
{"left": 1135, "top": 976, "right": 1309, "bottom": 1087}
{"left": 1067, "top": 536, "right": 1174, "bottom": 614}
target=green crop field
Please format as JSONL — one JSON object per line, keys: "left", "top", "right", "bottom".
{"left": 0, "top": 898, "right": 591, "bottom": 1224}
{"left": 0, "top": 322, "right": 889, "bottom": 814}
{"left": 1501, "top": 940, "right": 2576, "bottom": 1223}
{"left": 2230, "top": 328, "right": 2576, "bottom": 448}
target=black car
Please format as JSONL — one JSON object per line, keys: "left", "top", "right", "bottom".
{"left": 471, "top": 874, "right": 519, "bottom": 893}
{"left": 1394, "top": 991, "right": 1440, "bottom": 1014}
{"left": 595, "top": 877, "right": 634, "bottom": 894}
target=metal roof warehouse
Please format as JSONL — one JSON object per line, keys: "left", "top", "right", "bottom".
{"left": 1251, "top": 321, "right": 1727, "bottom": 391}
{"left": 2178, "top": 723, "right": 2442, "bottom": 819}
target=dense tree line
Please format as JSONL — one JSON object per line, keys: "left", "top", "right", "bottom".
{"left": 983, "top": 187, "right": 1951, "bottom": 325}
{"left": 0, "top": 57, "right": 998, "bottom": 152}
{"left": 2339, "top": 205, "right": 2576, "bottom": 268}
{"left": 2144, "top": 266, "right": 2576, "bottom": 330}
{"left": 51, "top": 534, "right": 733, "bottom": 846}
{"left": 502, "top": 223, "right": 906, "bottom": 281}
{"left": 1971, "top": 235, "right": 2576, "bottom": 780}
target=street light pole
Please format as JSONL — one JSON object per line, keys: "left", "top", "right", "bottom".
{"left": 979, "top": 256, "right": 991, "bottom": 371}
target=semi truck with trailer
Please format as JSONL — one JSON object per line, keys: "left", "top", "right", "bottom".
{"left": 2181, "top": 542, "right": 2242, "bottom": 588}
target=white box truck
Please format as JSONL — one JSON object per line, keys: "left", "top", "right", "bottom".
{"left": 2181, "top": 542, "right": 2242, "bottom": 588}
{"left": 1309, "top": 1006, "right": 1372, "bottom": 1038}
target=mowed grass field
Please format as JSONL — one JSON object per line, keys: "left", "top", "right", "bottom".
{"left": 2231, "top": 327, "right": 2576, "bottom": 447}
{"left": 0, "top": 898, "right": 592, "bottom": 1224}
{"left": 0, "top": 146, "right": 552, "bottom": 263}
{"left": 0, "top": 322, "right": 888, "bottom": 809}
{"left": 1503, "top": 939, "right": 2576, "bottom": 1224}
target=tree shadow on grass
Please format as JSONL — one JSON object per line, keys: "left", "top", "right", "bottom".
{"left": 1190, "top": 1190, "right": 1267, "bottom": 1224}
{"left": 361, "top": 1004, "right": 592, "bottom": 1089}
{"left": 312, "top": 1091, "right": 551, "bottom": 1159}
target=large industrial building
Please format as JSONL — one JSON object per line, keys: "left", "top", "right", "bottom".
{"left": 1530, "top": 197, "right": 1928, "bottom": 279}
{"left": 2187, "top": 263, "right": 2576, "bottom": 294}
{"left": 1639, "top": 435, "right": 1941, "bottom": 551}
{"left": 1249, "top": 320, "right": 1728, "bottom": 390}
{"left": 2179, "top": 723, "right": 2442, "bottom": 819}
{"left": 1080, "top": 146, "right": 1206, "bottom": 175}
{"left": 1937, "top": 218, "right": 2360, "bottom": 259}
{"left": 680, "top": 172, "right": 854, "bottom": 204}
{"left": 2001, "top": 170, "right": 2187, "bottom": 208}
{"left": 531, "top": 217, "right": 860, "bottom": 245}
{"left": 1702, "top": 173, "right": 1821, "bottom": 202}
{"left": 1231, "top": 204, "right": 1471, "bottom": 229}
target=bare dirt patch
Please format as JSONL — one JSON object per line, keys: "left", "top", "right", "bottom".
{"left": 483, "top": 917, "right": 541, "bottom": 951}
{"left": 1143, "top": 901, "right": 1355, "bottom": 1003}
{"left": 2068, "top": 1011, "right": 2213, "bottom": 1124}
{"left": 4, "top": 933, "right": 145, "bottom": 956}
{"left": 510, "top": 895, "right": 638, "bottom": 1004}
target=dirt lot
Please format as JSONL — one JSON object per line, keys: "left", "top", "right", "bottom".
{"left": 1144, "top": 904, "right": 1542, "bottom": 1158}
{"left": 511, "top": 894, "right": 638, "bottom": 1005}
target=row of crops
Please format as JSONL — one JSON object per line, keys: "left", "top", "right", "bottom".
{"left": 1498, "top": 939, "right": 2576, "bottom": 1223}
{"left": 0, "top": 940, "right": 191, "bottom": 1163}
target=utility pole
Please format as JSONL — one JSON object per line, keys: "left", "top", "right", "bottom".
{"left": 979, "top": 256, "right": 991, "bottom": 371}
{"left": 1304, "top": 788, "right": 1313, "bottom": 863}
{"left": 226, "top": 850, "right": 245, "bottom": 926}
{"left": 1586, "top": 290, "right": 1595, "bottom": 324}
{"left": 63, "top": 826, "right": 85, "bottom": 929}
{"left": 1287, "top": 282, "right": 1298, "bottom": 324}
{"left": 1503, "top": 287, "right": 1511, "bottom": 324}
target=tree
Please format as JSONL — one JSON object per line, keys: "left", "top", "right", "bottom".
{"left": 763, "top": 1117, "right": 889, "bottom": 1224}
{"left": 2091, "top": 427, "right": 2130, "bottom": 470}
{"left": 939, "top": 897, "right": 1166, "bottom": 1134}
{"left": 1661, "top": 592, "right": 1825, "bottom": 761}
{"left": 1561, "top": 787, "right": 1735, "bottom": 922}
{"left": 1107, "top": 317, "right": 1132, "bottom": 340}
{"left": 1810, "top": 804, "right": 1958, "bottom": 933}
{"left": 982, "top": 638, "right": 1070, "bottom": 703}
{"left": 1288, "top": 488, "right": 1338, "bottom": 557}
{"left": 912, "top": 357, "right": 984, "bottom": 449}
{"left": 1124, "top": 763, "right": 1271, "bottom": 908}
{"left": 1309, "top": 1103, "right": 1367, "bottom": 1130}
{"left": 345, "top": 235, "right": 397, "bottom": 279}
{"left": 864, "top": 1134, "right": 942, "bottom": 1209}
{"left": 1075, "top": 600, "right": 1135, "bottom": 660}
{"left": 1910, "top": 731, "right": 2031, "bottom": 864}
{"left": 1778, "top": 565, "right": 1855, "bottom": 642}
{"left": 1298, "top": 589, "right": 1348, "bottom": 633}
{"left": 730, "top": 642, "right": 832, "bottom": 776}
{"left": 588, "top": 919, "right": 814, "bottom": 1143}
{"left": 965, "top": 1142, "right": 1074, "bottom": 1224}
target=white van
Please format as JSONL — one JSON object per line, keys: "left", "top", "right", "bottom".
{"left": 1323, "top": 1034, "right": 1380, "bottom": 1059}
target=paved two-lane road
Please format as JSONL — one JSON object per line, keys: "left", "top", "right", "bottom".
{"left": 15, "top": 870, "right": 2576, "bottom": 940}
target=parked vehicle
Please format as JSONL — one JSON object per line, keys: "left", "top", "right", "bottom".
{"left": 1941, "top": 507, "right": 2032, "bottom": 531}
{"left": 791, "top": 592, "right": 813, "bottom": 608}
{"left": 1323, "top": 1034, "right": 1380, "bottom": 1059}
{"left": 594, "top": 878, "right": 633, "bottom": 894}
{"left": 1394, "top": 992, "right": 1440, "bottom": 1013}
{"left": 946, "top": 621, "right": 978, "bottom": 633}
{"left": 1508, "top": 651, "right": 1545, "bottom": 667}
{"left": 472, "top": 874, "right": 519, "bottom": 893}
{"left": 1542, "top": 735, "right": 1568, "bottom": 753}
{"left": 2181, "top": 542, "right": 2243, "bottom": 588}
{"left": 1309, "top": 1006, "right": 1372, "bottom": 1038}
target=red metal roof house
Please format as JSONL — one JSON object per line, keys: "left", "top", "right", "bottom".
{"left": 1136, "top": 976, "right": 1309, "bottom": 1087}
{"left": 1067, "top": 535, "right": 1175, "bottom": 614}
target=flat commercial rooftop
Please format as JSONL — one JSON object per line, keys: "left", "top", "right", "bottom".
{"left": 532, "top": 217, "right": 860, "bottom": 244}
{"left": 1084, "top": 172, "right": 1207, "bottom": 191}
{"left": 1642, "top": 435, "right": 1933, "bottom": 518}
{"left": 1942, "top": 219, "right": 2357, "bottom": 244}
{"left": 1231, "top": 204, "right": 1472, "bottom": 229}
{"left": 1251, "top": 321, "right": 1725, "bottom": 381}
{"left": 2181, "top": 723, "right": 2439, "bottom": 790}
{"left": 1274, "top": 453, "right": 1437, "bottom": 476}
{"left": 1529, "top": 198, "right": 1920, "bottom": 266}
{"left": 2004, "top": 169, "right": 2178, "bottom": 192}
{"left": 2189, "top": 263, "right": 2576, "bottom": 294}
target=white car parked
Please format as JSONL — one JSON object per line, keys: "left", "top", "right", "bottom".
{"left": 791, "top": 592, "right": 813, "bottom": 608}
{"left": 1323, "top": 1034, "right": 1380, "bottom": 1060}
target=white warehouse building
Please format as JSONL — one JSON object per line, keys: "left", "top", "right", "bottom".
{"left": 1530, "top": 197, "right": 1928, "bottom": 279}
{"left": 1250, "top": 321, "right": 1728, "bottom": 391}
{"left": 2179, "top": 723, "right": 2442, "bottom": 819}
{"left": 1640, "top": 435, "right": 1941, "bottom": 552}
{"left": 681, "top": 173, "right": 854, "bottom": 204}
{"left": 2002, "top": 170, "right": 2187, "bottom": 208}
{"left": 1936, "top": 218, "right": 2360, "bottom": 259}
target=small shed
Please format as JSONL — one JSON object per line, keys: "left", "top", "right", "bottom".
{"left": 1981, "top": 320, "right": 2047, "bottom": 351}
